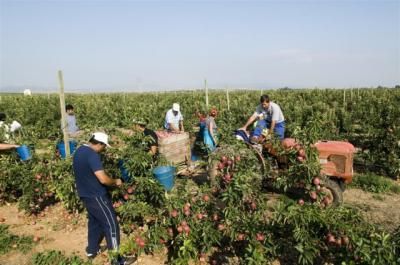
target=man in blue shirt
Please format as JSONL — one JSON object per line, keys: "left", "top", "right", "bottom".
{"left": 73, "top": 132, "right": 131, "bottom": 265}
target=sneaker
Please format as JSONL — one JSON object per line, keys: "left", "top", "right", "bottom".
{"left": 86, "top": 247, "right": 101, "bottom": 259}
{"left": 111, "top": 255, "right": 137, "bottom": 265}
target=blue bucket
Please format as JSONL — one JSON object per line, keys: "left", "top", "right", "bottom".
{"left": 118, "top": 160, "right": 131, "bottom": 182}
{"left": 153, "top": 166, "right": 176, "bottom": 191}
{"left": 57, "top": 140, "right": 77, "bottom": 158}
{"left": 191, "top": 150, "right": 199, "bottom": 161}
{"left": 16, "top": 145, "right": 31, "bottom": 161}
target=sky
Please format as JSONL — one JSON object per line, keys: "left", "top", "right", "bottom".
{"left": 0, "top": 0, "right": 399, "bottom": 92}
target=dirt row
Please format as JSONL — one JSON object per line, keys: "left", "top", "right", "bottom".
{"left": 1, "top": 188, "right": 399, "bottom": 265}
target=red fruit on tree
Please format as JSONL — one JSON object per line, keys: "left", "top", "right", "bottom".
{"left": 298, "top": 149, "right": 306, "bottom": 157}
{"left": 297, "top": 156, "right": 305, "bottom": 162}
{"left": 127, "top": 187, "right": 134, "bottom": 194}
{"left": 217, "top": 224, "right": 225, "bottom": 231}
{"left": 170, "top": 209, "right": 178, "bottom": 218}
{"left": 221, "top": 156, "right": 228, "bottom": 163}
{"left": 226, "top": 160, "right": 233, "bottom": 166}
{"left": 35, "top": 174, "right": 42, "bottom": 180}
{"left": 183, "top": 225, "right": 190, "bottom": 233}
{"left": 336, "top": 238, "right": 342, "bottom": 246}
{"left": 327, "top": 234, "right": 336, "bottom": 244}
{"left": 235, "top": 155, "right": 241, "bottom": 162}
{"left": 212, "top": 213, "right": 219, "bottom": 221}
{"left": 196, "top": 213, "right": 203, "bottom": 220}
{"left": 123, "top": 194, "right": 129, "bottom": 200}
{"left": 34, "top": 188, "right": 40, "bottom": 193}
{"left": 184, "top": 210, "right": 191, "bottom": 216}
{"left": 138, "top": 240, "right": 145, "bottom": 248}
{"left": 167, "top": 228, "right": 174, "bottom": 237}
{"left": 237, "top": 233, "right": 245, "bottom": 241}
{"left": 202, "top": 195, "right": 210, "bottom": 202}
{"left": 177, "top": 226, "right": 183, "bottom": 233}
{"left": 256, "top": 233, "right": 265, "bottom": 241}
{"left": 310, "top": 191, "right": 317, "bottom": 200}
{"left": 323, "top": 197, "right": 331, "bottom": 205}
{"left": 181, "top": 220, "right": 187, "bottom": 226}
{"left": 313, "top": 177, "right": 321, "bottom": 186}
{"left": 250, "top": 202, "right": 257, "bottom": 210}
{"left": 217, "top": 163, "right": 225, "bottom": 170}
{"left": 341, "top": 236, "right": 350, "bottom": 245}
{"left": 298, "top": 199, "right": 305, "bottom": 206}
{"left": 223, "top": 174, "right": 231, "bottom": 181}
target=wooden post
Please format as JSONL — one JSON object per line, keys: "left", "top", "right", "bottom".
{"left": 226, "top": 88, "right": 230, "bottom": 111}
{"left": 343, "top": 90, "right": 346, "bottom": 106}
{"left": 58, "top": 70, "right": 71, "bottom": 158}
{"left": 205, "top": 79, "right": 209, "bottom": 109}
{"left": 350, "top": 88, "right": 353, "bottom": 101}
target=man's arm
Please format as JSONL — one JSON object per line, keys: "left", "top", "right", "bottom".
{"left": 0, "top": 143, "right": 19, "bottom": 151}
{"left": 168, "top": 123, "right": 180, "bottom": 132}
{"left": 269, "top": 120, "right": 276, "bottom": 135}
{"left": 94, "top": 170, "right": 122, "bottom": 186}
{"left": 149, "top": 145, "right": 157, "bottom": 156}
{"left": 179, "top": 120, "right": 184, "bottom": 132}
{"left": 239, "top": 113, "right": 258, "bottom": 131}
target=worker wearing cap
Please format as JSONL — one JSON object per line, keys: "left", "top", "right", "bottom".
{"left": 132, "top": 118, "right": 158, "bottom": 156}
{"left": 72, "top": 132, "right": 129, "bottom": 265}
{"left": 164, "top": 103, "right": 184, "bottom": 133}
{"left": 0, "top": 112, "right": 20, "bottom": 151}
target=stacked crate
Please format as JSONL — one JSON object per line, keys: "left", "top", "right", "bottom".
{"left": 157, "top": 131, "right": 190, "bottom": 165}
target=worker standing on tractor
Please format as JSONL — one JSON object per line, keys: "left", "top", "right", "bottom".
{"left": 132, "top": 118, "right": 158, "bottom": 157}
{"left": 164, "top": 103, "right": 184, "bottom": 133}
{"left": 239, "top": 95, "right": 285, "bottom": 143}
{"left": 72, "top": 132, "right": 133, "bottom": 265}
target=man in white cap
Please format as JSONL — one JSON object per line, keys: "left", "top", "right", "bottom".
{"left": 72, "top": 132, "right": 132, "bottom": 265}
{"left": 164, "top": 103, "right": 184, "bottom": 133}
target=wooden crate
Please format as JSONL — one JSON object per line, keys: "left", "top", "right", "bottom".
{"left": 157, "top": 131, "right": 190, "bottom": 164}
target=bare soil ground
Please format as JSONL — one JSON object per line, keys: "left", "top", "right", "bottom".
{"left": 0, "top": 188, "right": 399, "bottom": 265}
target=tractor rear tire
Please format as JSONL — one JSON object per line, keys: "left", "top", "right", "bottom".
{"left": 322, "top": 177, "right": 343, "bottom": 206}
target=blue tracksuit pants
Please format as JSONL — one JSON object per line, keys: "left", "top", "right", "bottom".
{"left": 81, "top": 194, "right": 120, "bottom": 254}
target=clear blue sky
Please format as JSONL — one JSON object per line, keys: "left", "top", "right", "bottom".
{"left": 0, "top": 0, "right": 399, "bottom": 92}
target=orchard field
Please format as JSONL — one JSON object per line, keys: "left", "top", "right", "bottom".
{"left": 0, "top": 88, "right": 399, "bottom": 265}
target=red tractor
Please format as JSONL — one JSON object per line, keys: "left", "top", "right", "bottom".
{"left": 209, "top": 135, "right": 356, "bottom": 206}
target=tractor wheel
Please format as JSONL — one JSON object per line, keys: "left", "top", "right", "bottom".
{"left": 207, "top": 144, "right": 265, "bottom": 187}
{"left": 321, "top": 177, "right": 343, "bottom": 206}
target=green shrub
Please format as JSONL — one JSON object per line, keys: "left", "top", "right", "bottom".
{"left": 350, "top": 173, "right": 400, "bottom": 193}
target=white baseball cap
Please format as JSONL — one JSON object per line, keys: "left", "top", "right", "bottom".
{"left": 92, "top": 132, "right": 111, "bottom": 147}
{"left": 172, "top": 103, "right": 180, "bottom": 112}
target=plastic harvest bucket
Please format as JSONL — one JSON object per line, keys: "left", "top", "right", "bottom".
{"left": 16, "top": 145, "right": 31, "bottom": 161}
{"left": 57, "top": 140, "right": 77, "bottom": 158}
{"left": 191, "top": 150, "right": 199, "bottom": 161}
{"left": 153, "top": 166, "right": 176, "bottom": 191}
{"left": 118, "top": 160, "right": 131, "bottom": 182}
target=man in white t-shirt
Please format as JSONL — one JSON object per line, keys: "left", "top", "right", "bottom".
{"left": 239, "top": 95, "right": 285, "bottom": 143}
{"left": 164, "top": 103, "right": 184, "bottom": 133}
